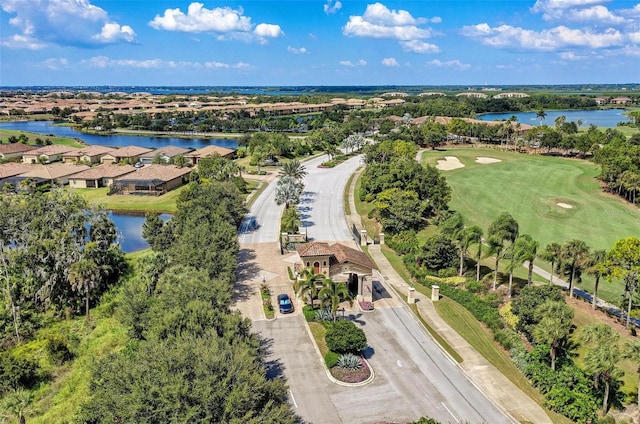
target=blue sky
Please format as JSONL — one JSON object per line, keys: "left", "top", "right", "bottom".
{"left": 1, "top": 0, "right": 639, "bottom": 86}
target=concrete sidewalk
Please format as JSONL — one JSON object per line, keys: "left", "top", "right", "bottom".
{"left": 367, "top": 245, "right": 552, "bottom": 424}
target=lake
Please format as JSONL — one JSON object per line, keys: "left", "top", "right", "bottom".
{"left": 478, "top": 109, "right": 631, "bottom": 127}
{"left": 0, "top": 120, "right": 238, "bottom": 150}
{"left": 110, "top": 211, "right": 171, "bottom": 253}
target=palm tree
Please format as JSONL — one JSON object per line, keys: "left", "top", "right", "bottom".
{"left": 279, "top": 159, "right": 307, "bottom": 181}
{"left": 318, "top": 278, "right": 353, "bottom": 322}
{"left": 274, "top": 176, "right": 303, "bottom": 209}
{"left": 580, "top": 323, "right": 622, "bottom": 414}
{"left": 532, "top": 300, "right": 573, "bottom": 371}
{"left": 623, "top": 340, "right": 640, "bottom": 407}
{"left": 561, "top": 239, "right": 590, "bottom": 298}
{"left": 464, "top": 226, "right": 484, "bottom": 282}
{"left": 460, "top": 226, "right": 483, "bottom": 278}
{"left": 536, "top": 109, "right": 547, "bottom": 126}
{"left": 540, "top": 242, "right": 562, "bottom": 285}
{"left": 68, "top": 258, "right": 100, "bottom": 321}
{"left": 514, "top": 234, "right": 539, "bottom": 287}
{"left": 294, "top": 269, "right": 323, "bottom": 308}
{"left": 585, "top": 249, "right": 609, "bottom": 310}
{"left": 2, "top": 388, "right": 32, "bottom": 424}
{"left": 487, "top": 212, "right": 519, "bottom": 290}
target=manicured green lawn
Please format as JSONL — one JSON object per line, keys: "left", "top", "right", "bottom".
{"left": 71, "top": 186, "right": 187, "bottom": 213}
{"left": 0, "top": 129, "right": 85, "bottom": 148}
{"left": 421, "top": 148, "right": 640, "bottom": 303}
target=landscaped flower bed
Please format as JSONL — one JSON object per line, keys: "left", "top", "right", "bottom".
{"left": 330, "top": 356, "right": 371, "bottom": 383}
{"left": 359, "top": 301, "right": 374, "bottom": 311}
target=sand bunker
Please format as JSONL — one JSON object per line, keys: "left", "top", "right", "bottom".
{"left": 436, "top": 156, "right": 465, "bottom": 171}
{"left": 557, "top": 202, "right": 573, "bottom": 209}
{"left": 475, "top": 157, "right": 502, "bottom": 164}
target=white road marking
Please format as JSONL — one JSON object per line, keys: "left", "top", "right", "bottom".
{"left": 289, "top": 390, "right": 298, "bottom": 408}
{"left": 441, "top": 402, "right": 459, "bottom": 423}
{"left": 396, "top": 359, "right": 403, "bottom": 367}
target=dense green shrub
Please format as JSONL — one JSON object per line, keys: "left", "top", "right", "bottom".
{"left": 434, "top": 283, "right": 504, "bottom": 333}
{"left": 0, "top": 352, "right": 46, "bottom": 394}
{"left": 417, "top": 233, "right": 457, "bottom": 274}
{"left": 302, "top": 305, "right": 316, "bottom": 322}
{"left": 387, "top": 230, "right": 419, "bottom": 255}
{"left": 46, "top": 333, "right": 76, "bottom": 365}
{"left": 511, "top": 285, "right": 564, "bottom": 340}
{"left": 324, "top": 351, "right": 340, "bottom": 368}
{"left": 325, "top": 320, "right": 367, "bottom": 354}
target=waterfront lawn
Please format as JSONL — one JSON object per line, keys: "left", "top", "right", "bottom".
{"left": 0, "top": 129, "right": 85, "bottom": 148}
{"left": 72, "top": 186, "right": 186, "bottom": 213}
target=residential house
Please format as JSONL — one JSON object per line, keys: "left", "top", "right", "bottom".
{"left": 7, "top": 163, "right": 89, "bottom": 190}
{"left": 294, "top": 241, "right": 378, "bottom": 303}
{"left": 611, "top": 96, "right": 632, "bottom": 105}
{"left": 187, "top": 145, "right": 236, "bottom": 165}
{"left": 22, "top": 145, "right": 79, "bottom": 164}
{"left": 69, "top": 163, "right": 136, "bottom": 189}
{"left": 0, "top": 143, "right": 37, "bottom": 161}
{"left": 456, "top": 92, "right": 489, "bottom": 99}
{"left": 63, "top": 145, "right": 115, "bottom": 164}
{"left": 139, "top": 146, "right": 194, "bottom": 165}
{"left": 0, "top": 163, "right": 35, "bottom": 188}
{"left": 111, "top": 164, "right": 192, "bottom": 196}
{"left": 595, "top": 96, "right": 609, "bottom": 106}
{"left": 493, "top": 92, "right": 530, "bottom": 99}
{"left": 100, "top": 145, "right": 153, "bottom": 165}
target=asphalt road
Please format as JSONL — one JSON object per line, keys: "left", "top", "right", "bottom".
{"left": 238, "top": 155, "right": 513, "bottom": 423}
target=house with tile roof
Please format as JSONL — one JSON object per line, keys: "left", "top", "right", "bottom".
{"left": 69, "top": 163, "right": 136, "bottom": 189}
{"left": 0, "top": 163, "right": 35, "bottom": 188}
{"left": 294, "top": 241, "right": 378, "bottom": 303}
{"left": 139, "top": 146, "right": 194, "bottom": 165}
{"left": 63, "top": 145, "right": 115, "bottom": 165}
{"left": 100, "top": 145, "right": 153, "bottom": 165}
{"left": 186, "top": 145, "right": 236, "bottom": 165}
{"left": 22, "top": 145, "right": 79, "bottom": 164}
{"left": 5, "top": 163, "right": 89, "bottom": 191}
{"left": 0, "top": 143, "right": 37, "bottom": 161}
{"left": 111, "top": 164, "right": 192, "bottom": 196}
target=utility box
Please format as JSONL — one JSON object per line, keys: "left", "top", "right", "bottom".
{"left": 431, "top": 285, "right": 440, "bottom": 302}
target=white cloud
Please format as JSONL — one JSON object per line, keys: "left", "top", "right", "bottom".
{"left": 324, "top": 0, "right": 342, "bottom": 15}
{"left": 461, "top": 23, "right": 624, "bottom": 50}
{"left": 426, "top": 59, "right": 471, "bottom": 70}
{"left": 254, "top": 23, "right": 284, "bottom": 38}
{"left": 339, "top": 59, "right": 367, "bottom": 66}
{"left": 343, "top": 2, "right": 439, "bottom": 53}
{"left": 149, "top": 3, "right": 252, "bottom": 32}
{"left": 149, "top": 2, "right": 282, "bottom": 43}
{"left": 381, "top": 57, "right": 399, "bottom": 67}
{"left": 92, "top": 22, "right": 136, "bottom": 43}
{"left": 287, "top": 46, "right": 308, "bottom": 54}
{"left": 80, "top": 55, "right": 250, "bottom": 70}
{"left": 531, "top": 0, "right": 627, "bottom": 24}
{"left": 1, "top": 0, "right": 137, "bottom": 48}
{"left": 400, "top": 40, "right": 440, "bottom": 53}
{"left": 41, "top": 58, "right": 69, "bottom": 70}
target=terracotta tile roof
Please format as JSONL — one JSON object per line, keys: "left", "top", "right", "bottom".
{"left": 20, "top": 163, "right": 90, "bottom": 179}
{"left": 140, "top": 146, "right": 193, "bottom": 159}
{"left": 330, "top": 243, "right": 377, "bottom": 270}
{"left": 114, "top": 164, "right": 192, "bottom": 182}
{"left": 0, "top": 163, "right": 34, "bottom": 179}
{"left": 69, "top": 164, "right": 136, "bottom": 180}
{"left": 187, "top": 145, "right": 235, "bottom": 158}
{"left": 0, "top": 144, "right": 37, "bottom": 155}
{"left": 296, "top": 241, "right": 336, "bottom": 257}
{"left": 64, "top": 145, "right": 115, "bottom": 158}
{"left": 107, "top": 145, "right": 153, "bottom": 158}
{"left": 26, "top": 145, "right": 79, "bottom": 156}
{"left": 296, "top": 242, "right": 377, "bottom": 270}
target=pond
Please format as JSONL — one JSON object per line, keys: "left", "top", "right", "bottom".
{"left": 0, "top": 120, "right": 238, "bottom": 150}
{"left": 478, "top": 109, "right": 631, "bottom": 127}
{"left": 109, "top": 211, "right": 171, "bottom": 253}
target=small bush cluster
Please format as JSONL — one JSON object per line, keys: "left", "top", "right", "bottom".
{"left": 330, "top": 356, "right": 370, "bottom": 383}
{"left": 387, "top": 230, "right": 419, "bottom": 255}
{"left": 325, "top": 320, "right": 367, "bottom": 354}
{"left": 314, "top": 308, "right": 333, "bottom": 322}
{"left": 0, "top": 352, "right": 47, "bottom": 394}
{"left": 302, "top": 305, "right": 316, "bottom": 322}
{"left": 336, "top": 353, "right": 362, "bottom": 371}
{"left": 324, "top": 351, "right": 340, "bottom": 368}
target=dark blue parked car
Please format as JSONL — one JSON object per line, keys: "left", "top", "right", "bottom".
{"left": 278, "top": 294, "right": 294, "bottom": 314}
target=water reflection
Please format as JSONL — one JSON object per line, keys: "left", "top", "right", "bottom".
{"left": 109, "top": 211, "right": 170, "bottom": 253}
